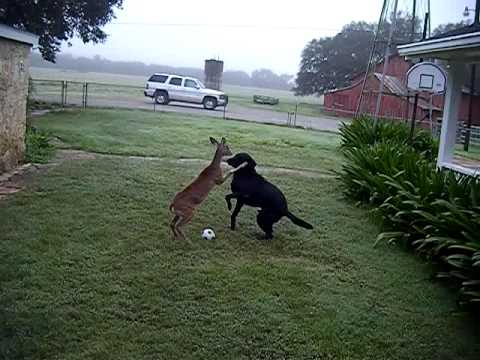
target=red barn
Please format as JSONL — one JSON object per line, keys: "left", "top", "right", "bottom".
{"left": 324, "top": 55, "right": 480, "bottom": 125}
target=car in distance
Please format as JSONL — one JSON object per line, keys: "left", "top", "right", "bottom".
{"left": 144, "top": 74, "right": 228, "bottom": 110}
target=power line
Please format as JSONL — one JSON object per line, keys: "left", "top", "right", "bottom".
{"left": 108, "top": 21, "right": 374, "bottom": 33}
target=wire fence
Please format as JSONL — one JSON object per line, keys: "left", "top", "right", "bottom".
{"left": 432, "top": 121, "right": 480, "bottom": 147}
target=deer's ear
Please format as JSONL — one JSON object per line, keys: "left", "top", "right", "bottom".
{"left": 221, "top": 137, "right": 226, "bottom": 144}
{"left": 210, "top": 137, "right": 218, "bottom": 145}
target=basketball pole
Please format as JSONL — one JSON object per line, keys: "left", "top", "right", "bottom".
{"left": 409, "top": 13, "right": 429, "bottom": 139}
{"left": 464, "top": 0, "right": 480, "bottom": 150}
{"left": 374, "top": 0, "right": 399, "bottom": 126}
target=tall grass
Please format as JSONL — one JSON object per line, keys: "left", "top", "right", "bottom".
{"left": 25, "top": 126, "right": 55, "bottom": 164}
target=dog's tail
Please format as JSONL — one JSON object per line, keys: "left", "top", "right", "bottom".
{"left": 286, "top": 211, "right": 313, "bottom": 229}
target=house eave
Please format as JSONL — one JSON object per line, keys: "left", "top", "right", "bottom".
{"left": 398, "top": 31, "right": 480, "bottom": 60}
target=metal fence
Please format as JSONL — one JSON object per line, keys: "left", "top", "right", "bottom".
{"left": 432, "top": 121, "right": 480, "bottom": 147}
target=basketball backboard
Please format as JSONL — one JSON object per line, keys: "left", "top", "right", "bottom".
{"left": 406, "top": 62, "right": 447, "bottom": 94}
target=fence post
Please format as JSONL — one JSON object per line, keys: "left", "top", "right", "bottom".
{"left": 85, "top": 82, "right": 88, "bottom": 108}
{"left": 61, "top": 81, "right": 65, "bottom": 107}
{"left": 294, "top": 103, "right": 298, "bottom": 127}
{"left": 64, "top": 81, "right": 68, "bottom": 105}
{"left": 81, "top": 82, "right": 85, "bottom": 108}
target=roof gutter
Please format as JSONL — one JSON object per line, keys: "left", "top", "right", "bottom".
{"left": 0, "top": 23, "right": 39, "bottom": 46}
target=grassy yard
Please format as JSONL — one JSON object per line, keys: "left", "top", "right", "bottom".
{"left": 1, "top": 109, "right": 479, "bottom": 359}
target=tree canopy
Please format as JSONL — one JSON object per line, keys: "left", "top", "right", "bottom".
{"left": 0, "top": 0, "right": 123, "bottom": 62}
{"left": 293, "top": 13, "right": 426, "bottom": 96}
{"left": 432, "top": 20, "right": 470, "bottom": 37}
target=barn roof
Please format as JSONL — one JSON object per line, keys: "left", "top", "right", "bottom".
{"left": 0, "top": 23, "right": 38, "bottom": 46}
{"left": 373, "top": 73, "right": 408, "bottom": 96}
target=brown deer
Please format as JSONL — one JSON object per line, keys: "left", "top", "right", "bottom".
{"left": 169, "top": 137, "right": 245, "bottom": 239}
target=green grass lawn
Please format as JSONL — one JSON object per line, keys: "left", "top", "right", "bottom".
{"left": 28, "top": 109, "right": 342, "bottom": 172}
{"left": 1, "top": 109, "right": 479, "bottom": 359}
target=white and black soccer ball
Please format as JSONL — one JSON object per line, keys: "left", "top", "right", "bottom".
{"left": 201, "top": 228, "right": 216, "bottom": 240}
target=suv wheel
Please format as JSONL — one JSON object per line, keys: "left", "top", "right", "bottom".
{"left": 155, "top": 91, "right": 169, "bottom": 105}
{"left": 203, "top": 97, "right": 217, "bottom": 110}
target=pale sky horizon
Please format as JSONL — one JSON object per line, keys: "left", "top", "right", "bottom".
{"left": 56, "top": 0, "right": 474, "bottom": 75}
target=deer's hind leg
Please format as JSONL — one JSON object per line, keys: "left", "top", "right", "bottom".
{"left": 170, "top": 215, "right": 180, "bottom": 239}
{"left": 174, "top": 213, "right": 193, "bottom": 240}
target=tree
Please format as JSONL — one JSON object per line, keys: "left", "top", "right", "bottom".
{"left": 294, "top": 13, "right": 422, "bottom": 96}
{"left": 0, "top": 0, "right": 123, "bottom": 62}
{"left": 251, "top": 69, "right": 291, "bottom": 90}
{"left": 432, "top": 20, "right": 469, "bottom": 37}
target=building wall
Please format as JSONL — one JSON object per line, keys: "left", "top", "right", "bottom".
{"left": 374, "top": 55, "right": 411, "bottom": 79}
{"left": 0, "top": 38, "right": 31, "bottom": 173}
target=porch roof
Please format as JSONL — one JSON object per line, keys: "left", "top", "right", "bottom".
{"left": 398, "top": 27, "right": 480, "bottom": 62}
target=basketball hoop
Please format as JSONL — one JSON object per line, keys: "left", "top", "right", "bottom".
{"left": 406, "top": 62, "right": 447, "bottom": 94}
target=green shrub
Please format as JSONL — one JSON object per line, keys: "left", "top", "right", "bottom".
{"left": 339, "top": 116, "right": 438, "bottom": 160}
{"left": 338, "top": 117, "right": 480, "bottom": 309}
{"left": 25, "top": 126, "right": 55, "bottom": 163}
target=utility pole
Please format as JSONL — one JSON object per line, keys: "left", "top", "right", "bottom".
{"left": 409, "top": 13, "right": 429, "bottom": 139}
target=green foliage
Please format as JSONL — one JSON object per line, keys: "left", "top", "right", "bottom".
{"left": 338, "top": 117, "right": 480, "bottom": 309}
{"left": 1, "top": 0, "right": 123, "bottom": 62}
{"left": 339, "top": 116, "right": 438, "bottom": 160}
{"left": 25, "top": 126, "right": 54, "bottom": 163}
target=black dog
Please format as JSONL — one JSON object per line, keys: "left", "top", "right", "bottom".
{"left": 225, "top": 153, "right": 313, "bottom": 239}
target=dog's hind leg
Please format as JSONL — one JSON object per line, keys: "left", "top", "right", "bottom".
{"left": 257, "top": 210, "right": 282, "bottom": 239}
{"left": 257, "top": 210, "right": 274, "bottom": 239}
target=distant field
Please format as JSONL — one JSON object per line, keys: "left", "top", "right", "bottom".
{"left": 30, "top": 67, "right": 325, "bottom": 116}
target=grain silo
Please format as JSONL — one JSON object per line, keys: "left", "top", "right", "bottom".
{"left": 204, "top": 59, "right": 224, "bottom": 90}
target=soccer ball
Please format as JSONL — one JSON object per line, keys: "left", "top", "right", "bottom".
{"left": 201, "top": 228, "right": 216, "bottom": 240}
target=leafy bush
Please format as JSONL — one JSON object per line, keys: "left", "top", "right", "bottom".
{"left": 339, "top": 116, "right": 439, "bottom": 160}
{"left": 25, "top": 126, "right": 55, "bottom": 163}
{"left": 338, "top": 117, "right": 480, "bottom": 309}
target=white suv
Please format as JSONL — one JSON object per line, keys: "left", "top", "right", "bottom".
{"left": 144, "top": 73, "right": 228, "bottom": 110}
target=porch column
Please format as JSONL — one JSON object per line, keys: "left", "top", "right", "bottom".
{"left": 437, "top": 62, "right": 466, "bottom": 167}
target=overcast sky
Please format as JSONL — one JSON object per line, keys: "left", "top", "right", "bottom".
{"left": 61, "top": 0, "right": 474, "bottom": 74}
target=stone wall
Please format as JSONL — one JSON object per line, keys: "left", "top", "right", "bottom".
{"left": 0, "top": 38, "right": 31, "bottom": 173}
